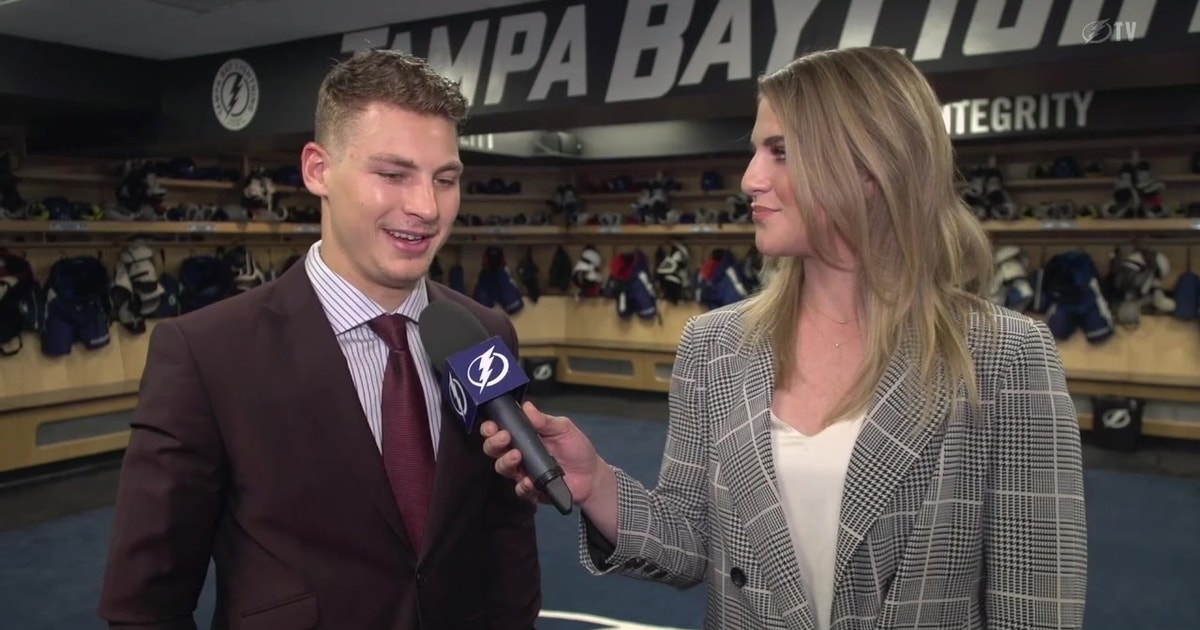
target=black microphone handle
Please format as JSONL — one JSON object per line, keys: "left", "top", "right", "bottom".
{"left": 481, "top": 395, "right": 574, "bottom": 515}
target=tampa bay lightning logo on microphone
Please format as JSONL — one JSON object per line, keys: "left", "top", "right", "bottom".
{"left": 446, "top": 373, "right": 469, "bottom": 418}
{"left": 467, "top": 344, "right": 509, "bottom": 393}
{"left": 443, "top": 335, "right": 529, "bottom": 433}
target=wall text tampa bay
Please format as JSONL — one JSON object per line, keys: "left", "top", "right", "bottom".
{"left": 340, "top": 0, "right": 1200, "bottom": 111}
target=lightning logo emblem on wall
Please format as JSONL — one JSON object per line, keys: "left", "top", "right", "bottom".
{"left": 467, "top": 344, "right": 509, "bottom": 393}
{"left": 212, "top": 58, "right": 259, "bottom": 132}
{"left": 226, "top": 74, "right": 244, "bottom": 113}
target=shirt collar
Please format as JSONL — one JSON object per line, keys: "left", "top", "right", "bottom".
{"left": 304, "top": 240, "right": 429, "bottom": 335}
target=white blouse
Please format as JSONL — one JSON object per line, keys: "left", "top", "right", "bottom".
{"left": 769, "top": 410, "right": 866, "bottom": 630}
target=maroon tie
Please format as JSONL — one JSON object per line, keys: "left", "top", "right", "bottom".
{"left": 368, "top": 313, "right": 436, "bottom": 552}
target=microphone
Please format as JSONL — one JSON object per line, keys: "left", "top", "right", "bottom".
{"left": 417, "top": 299, "right": 574, "bottom": 515}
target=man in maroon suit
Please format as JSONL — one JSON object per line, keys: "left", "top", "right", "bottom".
{"left": 98, "top": 49, "right": 541, "bottom": 629}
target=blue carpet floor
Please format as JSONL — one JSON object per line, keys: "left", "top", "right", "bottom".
{"left": 1, "top": 412, "right": 1198, "bottom": 629}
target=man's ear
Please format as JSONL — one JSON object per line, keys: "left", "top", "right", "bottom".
{"left": 301, "top": 141, "right": 332, "bottom": 197}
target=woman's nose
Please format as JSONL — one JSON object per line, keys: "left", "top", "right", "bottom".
{"left": 741, "top": 155, "right": 770, "bottom": 197}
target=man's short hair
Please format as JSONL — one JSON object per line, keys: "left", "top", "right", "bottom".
{"left": 314, "top": 49, "right": 469, "bottom": 149}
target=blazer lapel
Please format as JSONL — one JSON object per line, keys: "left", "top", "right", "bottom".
{"left": 418, "top": 283, "right": 488, "bottom": 559}
{"left": 832, "top": 334, "right": 952, "bottom": 588}
{"left": 714, "top": 337, "right": 817, "bottom": 630}
{"left": 266, "top": 260, "right": 417, "bottom": 565}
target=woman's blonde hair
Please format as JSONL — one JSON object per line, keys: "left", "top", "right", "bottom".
{"left": 740, "top": 46, "right": 996, "bottom": 426}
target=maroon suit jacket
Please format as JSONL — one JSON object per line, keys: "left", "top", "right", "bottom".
{"left": 98, "top": 257, "right": 541, "bottom": 630}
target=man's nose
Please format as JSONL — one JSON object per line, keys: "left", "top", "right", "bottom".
{"left": 405, "top": 181, "right": 439, "bottom": 220}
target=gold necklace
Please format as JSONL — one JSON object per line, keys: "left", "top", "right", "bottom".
{"left": 806, "top": 319, "right": 855, "bottom": 349}
{"left": 805, "top": 303, "right": 855, "bottom": 326}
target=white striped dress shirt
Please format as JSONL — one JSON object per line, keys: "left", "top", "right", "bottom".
{"left": 304, "top": 240, "right": 443, "bottom": 457}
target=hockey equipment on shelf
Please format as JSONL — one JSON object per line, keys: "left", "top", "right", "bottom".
{"left": 285, "top": 205, "right": 320, "bottom": 224}
{"left": 151, "top": 157, "right": 241, "bottom": 183}
{"left": 115, "top": 161, "right": 168, "bottom": 220}
{"left": 654, "top": 241, "right": 691, "bottom": 304}
{"left": 701, "top": 170, "right": 725, "bottom": 192}
{"left": 693, "top": 207, "right": 721, "bottom": 225}
{"left": 988, "top": 246, "right": 1035, "bottom": 312}
{"left": 486, "top": 213, "right": 517, "bottom": 226}
{"left": 1027, "top": 156, "right": 1104, "bottom": 179}
{"left": 1030, "top": 250, "right": 1115, "bottom": 344}
{"left": 0, "top": 249, "right": 43, "bottom": 357}
{"left": 548, "top": 246, "right": 573, "bottom": 292}
{"left": 242, "top": 169, "right": 287, "bottom": 222}
{"left": 454, "top": 213, "right": 485, "bottom": 227}
{"left": 582, "top": 175, "right": 634, "bottom": 194}
{"left": 474, "top": 246, "right": 524, "bottom": 315}
{"left": 742, "top": 246, "right": 764, "bottom": 293}
{"left": 598, "top": 212, "right": 623, "bottom": 226}
{"left": 42, "top": 255, "right": 113, "bottom": 357}
{"left": 13, "top": 196, "right": 105, "bottom": 222}
{"left": 602, "top": 249, "right": 659, "bottom": 321}
{"left": 177, "top": 254, "right": 238, "bottom": 314}
{"left": 0, "top": 152, "right": 26, "bottom": 219}
{"left": 1051, "top": 155, "right": 1084, "bottom": 178}
{"left": 517, "top": 246, "right": 541, "bottom": 304}
{"left": 983, "top": 168, "right": 1019, "bottom": 220}
{"left": 221, "top": 246, "right": 268, "bottom": 293}
{"left": 1104, "top": 247, "right": 1176, "bottom": 327}
{"left": 726, "top": 193, "right": 752, "bottom": 223}
{"left": 571, "top": 246, "right": 604, "bottom": 298}
{"left": 548, "top": 183, "right": 580, "bottom": 216}
{"left": 1101, "top": 163, "right": 1141, "bottom": 219}
{"left": 1133, "top": 160, "right": 1166, "bottom": 197}
{"left": 631, "top": 187, "right": 659, "bottom": 224}
{"left": 467, "top": 178, "right": 522, "bottom": 195}
{"left": 630, "top": 174, "right": 682, "bottom": 224}
{"left": 661, "top": 208, "right": 684, "bottom": 224}
{"left": 961, "top": 167, "right": 989, "bottom": 220}
{"left": 1132, "top": 160, "right": 1168, "bottom": 217}
{"left": 110, "top": 242, "right": 176, "bottom": 334}
{"left": 1023, "top": 200, "right": 1098, "bottom": 221}
{"left": 695, "top": 249, "right": 752, "bottom": 309}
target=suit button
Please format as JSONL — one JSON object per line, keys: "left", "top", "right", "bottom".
{"left": 730, "top": 567, "right": 746, "bottom": 587}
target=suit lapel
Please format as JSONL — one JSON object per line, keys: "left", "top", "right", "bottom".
{"left": 832, "top": 334, "right": 951, "bottom": 588}
{"left": 419, "top": 282, "right": 487, "bottom": 559}
{"left": 266, "top": 260, "right": 416, "bottom": 566}
{"left": 715, "top": 336, "right": 817, "bottom": 630}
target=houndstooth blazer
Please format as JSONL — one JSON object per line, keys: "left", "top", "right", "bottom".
{"left": 578, "top": 300, "right": 1087, "bottom": 629}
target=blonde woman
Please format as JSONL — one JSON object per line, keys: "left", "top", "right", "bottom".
{"left": 482, "top": 46, "right": 1086, "bottom": 630}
